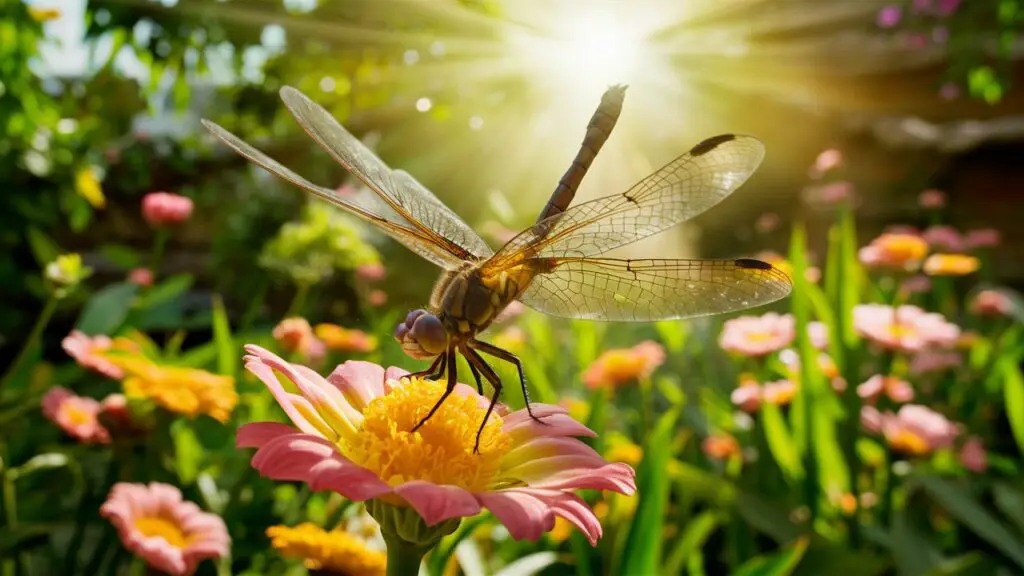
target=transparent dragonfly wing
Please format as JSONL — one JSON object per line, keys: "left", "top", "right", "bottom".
{"left": 278, "top": 86, "right": 493, "bottom": 261}
{"left": 201, "top": 119, "right": 470, "bottom": 270}
{"left": 482, "top": 134, "right": 765, "bottom": 273}
{"left": 518, "top": 257, "right": 792, "bottom": 321}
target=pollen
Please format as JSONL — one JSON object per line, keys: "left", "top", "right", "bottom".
{"left": 134, "top": 516, "right": 189, "bottom": 549}
{"left": 343, "top": 378, "right": 511, "bottom": 493}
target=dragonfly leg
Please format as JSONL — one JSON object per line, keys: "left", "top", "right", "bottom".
{"left": 411, "top": 347, "right": 457, "bottom": 433}
{"left": 407, "top": 352, "right": 445, "bottom": 381}
{"left": 467, "top": 361, "right": 484, "bottom": 396}
{"left": 470, "top": 339, "right": 547, "bottom": 425}
{"left": 463, "top": 346, "right": 503, "bottom": 454}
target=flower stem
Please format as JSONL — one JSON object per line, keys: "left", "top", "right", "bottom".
{"left": 286, "top": 282, "right": 311, "bottom": 318}
{"left": 2, "top": 469, "right": 24, "bottom": 576}
{"left": 383, "top": 533, "right": 430, "bottom": 576}
{"left": 149, "top": 229, "right": 170, "bottom": 275}
{"left": 0, "top": 297, "right": 58, "bottom": 393}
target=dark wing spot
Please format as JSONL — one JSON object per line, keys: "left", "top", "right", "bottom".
{"left": 690, "top": 134, "right": 736, "bottom": 157}
{"left": 734, "top": 258, "right": 774, "bottom": 270}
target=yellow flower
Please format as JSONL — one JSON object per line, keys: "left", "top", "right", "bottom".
{"left": 923, "top": 254, "right": 980, "bottom": 276}
{"left": 605, "top": 434, "right": 643, "bottom": 466}
{"left": 492, "top": 326, "right": 526, "bottom": 354}
{"left": 315, "top": 323, "right": 377, "bottom": 353}
{"left": 28, "top": 6, "right": 62, "bottom": 22}
{"left": 267, "top": 523, "right": 386, "bottom": 576}
{"left": 75, "top": 166, "right": 106, "bottom": 208}
{"left": 117, "top": 358, "right": 237, "bottom": 422}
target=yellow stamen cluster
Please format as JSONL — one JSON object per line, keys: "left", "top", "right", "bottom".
{"left": 267, "top": 523, "right": 386, "bottom": 576}
{"left": 888, "top": 430, "right": 930, "bottom": 456}
{"left": 344, "top": 378, "right": 510, "bottom": 492}
{"left": 134, "top": 516, "right": 188, "bottom": 548}
{"left": 118, "top": 358, "right": 237, "bottom": 423}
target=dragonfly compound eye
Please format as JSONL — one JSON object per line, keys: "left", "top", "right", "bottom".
{"left": 394, "top": 310, "right": 447, "bottom": 360}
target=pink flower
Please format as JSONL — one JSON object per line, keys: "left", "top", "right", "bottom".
{"left": 936, "top": 0, "right": 961, "bottom": 16}
{"left": 142, "top": 192, "right": 193, "bottom": 227}
{"left": 922, "top": 226, "right": 965, "bottom": 252}
{"left": 61, "top": 330, "right": 139, "bottom": 379}
{"left": 909, "top": 351, "right": 962, "bottom": 375}
{"left": 762, "top": 380, "right": 797, "bottom": 406}
{"left": 367, "top": 289, "right": 388, "bottom": 307}
{"left": 804, "top": 182, "right": 855, "bottom": 205}
{"left": 719, "top": 313, "right": 795, "bottom": 356}
{"left": 964, "top": 228, "right": 1000, "bottom": 249}
{"left": 98, "top": 393, "right": 144, "bottom": 437}
{"left": 810, "top": 149, "right": 843, "bottom": 178}
{"left": 273, "top": 317, "right": 326, "bottom": 363}
{"left": 853, "top": 304, "right": 960, "bottom": 352}
{"left": 755, "top": 212, "right": 779, "bottom": 234}
{"left": 237, "top": 345, "right": 635, "bottom": 545}
{"left": 355, "top": 263, "right": 386, "bottom": 282}
{"left": 971, "top": 289, "right": 1014, "bottom": 317}
{"left": 582, "top": 341, "right": 665, "bottom": 389}
{"left": 959, "top": 437, "right": 987, "bottom": 473}
{"left": 101, "top": 482, "right": 230, "bottom": 575}
{"left": 918, "top": 190, "right": 946, "bottom": 209}
{"left": 939, "top": 82, "right": 960, "bottom": 100}
{"left": 858, "top": 233, "right": 928, "bottom": 271}
{"left": 863, "top": 405, "right": 960, "bottom": 455}
{"left": 857, "top": 375, "right": 914, "bottom": 404}
{"left": 808, "top": 321, "right": 829, "bottom": 350}
{"left": 127, "top": 268, "right": 154, "bottom": 287}
{"left": 731, "top": 383, "right": 761, "bottom": 413}
{"left": 42, "top": 387, "right": 110, "bottom": 444}
{"left": 877, "top": 5, "right": 902, "bottom": 28}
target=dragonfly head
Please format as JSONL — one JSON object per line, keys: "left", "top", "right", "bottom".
{"left": 394, "top": 309, "right": 447, "bottom": 360}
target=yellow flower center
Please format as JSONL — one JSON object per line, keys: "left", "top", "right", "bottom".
{"left": 343, "top": 378, "right": 511, "bottom": 493}
{"left": 60, "top": 404, "right": 94, "bottom": 427}
{"left": 887, "top": 324, "right": 917, "bottom": 339}
{"left": 889, "top": 429, "right": 930, "bottom": 455}
{"left": 746, "top": 331, "right": 775, "bottom": 343}
{"left": 601, "top": 351, "right": 646, "bottom": 383}
{"left": 267, "top": 523, "right": 386, "bottom": 576}
{"left": 134, "top": 516, "right": 188, "bottom": 548}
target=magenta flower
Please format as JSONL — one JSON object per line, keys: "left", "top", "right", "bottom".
{"left": 719, "top": 312, "right": 795, "bottom": 357}
{"left": 853, "top": 304, "right": 960, "bottom": 352}
{"left": 959, "top": 437, "right": 987, "bottom": 473}
{"left": 101, "top": 482, "right": 230, "bottom": 575}
{"left": 142, "top": 192, "right": 193, "bottom": 227}
{"left": 731, "top": 384, "right": 761, "bottom": 413}
{"left": 810, "top": 149, "right": 843, "bottom": 178}
{"left": 922, "top": 225, "right": 965, "bottom": 252}
{"left": 877, "top": 5, "right": 903, "bottom": 28}
{"left": 236, "top": 345, "right": 635, "bottom": 545}
{"left": 127, "top": 268, "right": 154, "bottom": 287}
{"left": 918, "top": 189, "right": 946, "bottom": 209}
{"left": 42, "top": 387, "right": 110, "bottom": 444}
{"left": 857, "top": 375, "right": 914, "bottom": 404}
{"left": 964, "top": 228, "right": 1001, "bottom": 249}
{"left": 861, "top": 405, "right": 960, "bottom": 455}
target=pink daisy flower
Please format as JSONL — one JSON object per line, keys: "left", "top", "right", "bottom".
{"left": 101, "top": 482, "right": 230, "bottom": 575}
{"left": 42, "top": 387, "right": 110, "bottom": 444}
{"left": 918, "top": 189, "right": 946, "bottom": 209}
{"left": 236, "top": 345, "right": 635, "bottom": 545}
{"left": 922, "top": 225, "right": 965, "bottom": 252}
{"left": 61, "top": 330, "right": 139, "bottom": 379}
{"left": 730, "top": 382, "right": 761, "bottom": 413}
{"left": 858, "top": 233, "right": 928, "bottom": 271}
{"left": 964, "top": 228, "right": 1000, "bottom": 249}
{"left": 273, "top": 317, "right": 327, "bottom": 363}
{"left": 142, "top": 192, "right": 193, "bottom": 227}
{"left": 861, "top": 404, "right": 960, "bottom": 455}
{"left": 971, "top": 289, "right": 1014, "bottom": 317}
{"left": 857, "top": 375, "right": 914, "bottom": 404}
{"left": 909, "top": 351, "right": 962, "bottom": 375}
{"left": 959, "top": 437, "right": 987, "bottom": 473}
{"left": 581, "top": 340, "right": 665, "bottom": 389}
{"left": 853, "top": 304, "right": 960, "bottom": 352}
{"left": 719, "top": 312, "right": 795, "bottom": 357}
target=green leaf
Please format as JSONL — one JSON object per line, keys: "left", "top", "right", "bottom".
{"left": 75, "top": 282, "right": 138, "bottom": 335}
{"left": 925, "top": 553, "right": 1000, "bottom": 576}
{"left": 669, "top": 460, "right": 736, "bottom": 504}
{"left": 761, "top": 403, "right": 804, "bottom": 483}
{"left": 1001, "top": 359, "right": 1024, "bottom": 456}
{"left": 992, "top": 482, "right": 1024, "bottom": 538}
{"left": 211, "top": 295, "right": 236, "bottom": 376}
{"left": 134, "top": 274, "right": 194, "bottom": 310}
{"left": 26, "top": 228, "right": 60, "bottom": 268}
{"left": 891, "top": 507, "right": 940, "bottom": 576}
{"left": 664, "top": 511, "right": 721, "bottom": 575}
{"left": 617, "top": 409, "right": 677, "bottom": 576}
{"left": 0, "top": 524, "right": 53, "bottom": 556}
{"left": 732, "top": 537, "right": 809, "bottom": 576}
{"left": 735, "top": 493, "right": 801, "bottom": 544}
{"left": 916, "top": 474, "right": 1024, "bottom": 570}
{"left": 171, "top": 420, "right": 202, "bottom": 485}
{"left": 98, "top": 243, "right": 143, "bottom": 269}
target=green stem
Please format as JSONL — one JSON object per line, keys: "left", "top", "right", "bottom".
{"left": 3, "top": 471, "right": 23, "bottom": 576}
{"left": 239, "top": 276, "right": 269, "bottom": 333}
{"left": 384, "top": 534, "right": 430, "bottom": 576}
{"left": 285, "top": 283, "right": 311, "bottom": 318}
{"left": 0, "top": 297, "right": 58, "bottom": 392}
{"left": 149, "top": 229, "right": 170, "bottom": 275}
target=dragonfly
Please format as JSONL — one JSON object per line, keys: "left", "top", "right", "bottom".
{"left": 202, "top": 85, "right": 792, "bottom": 452}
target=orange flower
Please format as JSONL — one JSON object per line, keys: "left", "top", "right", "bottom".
{"left": 117, "top": 358, "right": 237, "bottom": 423}
{"left": 702, "top": 435, "right": 740, "bottom": 461}
{"left": 923, "top": 254, "right": 979, "bottom": 276}
{"left": 581, "top": 341, "right": 665, "bottom": 389}
{"left": 314, "top": 324, "right": 377, "bottom": 353}
{"left": 859, "top": 233, "right": 928, "bottom": 271}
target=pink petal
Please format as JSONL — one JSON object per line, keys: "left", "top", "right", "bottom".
{"left": 503, "top": 436, "right": 604, "bottom": 470}
{"left": 523, "top": 463, "right": 637, "bottom": 494}
{"left": 502, "top": 404, "right": 568, "bottom": 428}
{"left": 394, "top": 481, "right": 482, "bottom": 525}
{"left": 244, "top": 358, "right": 323, "bottom": 437}
{"left": 236, "top": 422, "right": 297, "bottom": 448}
{"left": 478, "top": 490, "right": 554, "bottom": 543}
{"left": 525, "top": 489, "right": 602, "bottom": 545}
{"left": 327, "top": 360, "right": 387, "bottom": 410}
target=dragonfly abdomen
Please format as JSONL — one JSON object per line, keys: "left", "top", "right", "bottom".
{"left": 537, "top": 85, "right": 627, "bottom": 225}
